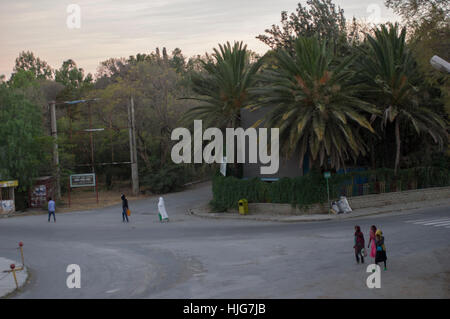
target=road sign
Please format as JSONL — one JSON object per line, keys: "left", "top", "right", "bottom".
{"left": 70, "top": 174, "right": 96, "bottom": 188}
{"left": 324, "top": 172, "right": 331, "bottom": 179}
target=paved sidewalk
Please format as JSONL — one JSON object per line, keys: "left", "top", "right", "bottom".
{"left": 0, "top": 257, "right": 28, "bottom": 298}
{"left": 191, "top": 198, "right": 450, "bottom": 222}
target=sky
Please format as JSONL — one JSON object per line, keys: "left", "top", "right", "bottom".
{"left": 0, "top": 0, "right": 399, "bottom": 78}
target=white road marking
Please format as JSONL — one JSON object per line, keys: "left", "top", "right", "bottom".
{"left": 420, "top": 219, "right": 450, "bottom": 225}
{"left": 106, "top": 288, "right": 120, "bottom": 293}
{"left": 432, "top": 222, "right": 450, "bottom": 227}
{"left": 412, "top": 218, "right": 450, "bottom": 225}
{"left": 405, "top": 218, "right": 432, "bottom": 223}
{"left": 406, "top": 217, "right": 450, "bottom": 230}
{"left": 407, "top": 218, "right": 450, "bottom": 223}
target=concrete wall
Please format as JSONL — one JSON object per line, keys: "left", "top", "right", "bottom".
{"left": 229, "top": 186, "right": 450, "bottom": 215}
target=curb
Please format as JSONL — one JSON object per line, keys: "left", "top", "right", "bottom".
{"left": 191, "top": 199, "right": 450, "bottom": 223}
{"left": 0, "top": 264, "right": 30, "bottom": 299}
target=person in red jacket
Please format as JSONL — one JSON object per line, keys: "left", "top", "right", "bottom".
{"left": 354, "top": 225, "right": 365, "bottom": 264}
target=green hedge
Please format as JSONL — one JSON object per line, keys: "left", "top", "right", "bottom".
{"left": 211, "top": 167, "right": 450, "bottom": 211}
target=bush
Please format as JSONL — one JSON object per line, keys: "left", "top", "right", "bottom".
{"left": 211, "top": 167, "right": 450, "bottom": 211}
{"left": 141, "top": 165, "right": 189, "bottom": 194}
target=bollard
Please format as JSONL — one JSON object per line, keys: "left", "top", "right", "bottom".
{"left": 10, "top": 264, "right": 19, "bottom": 289}
{"left": 19, "top": 242, "right": 24, "bottom": 266}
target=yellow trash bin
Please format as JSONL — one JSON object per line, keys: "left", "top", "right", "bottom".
{"left": 238, "top": 199, "right": 248, "bottom": 215}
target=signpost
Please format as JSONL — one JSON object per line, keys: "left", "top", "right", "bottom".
{"left": 68, "top": 174, "right": 98, "bottom": 206}
{"left": 70, "top": 173, "right": 96, "bottom": 188}
{"left": 324, "top": 172, "right": 331, "bottom": 205}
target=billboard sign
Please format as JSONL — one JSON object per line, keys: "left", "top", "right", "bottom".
{"left": 0, "top": 180, "right": 18, "bottom": 188}
{"left": 70, "top": 174, "right": 96, "bottom": 188}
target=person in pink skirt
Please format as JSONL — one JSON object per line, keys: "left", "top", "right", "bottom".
{"left": 368, "top": 225, "right": 377, "bottom": 259}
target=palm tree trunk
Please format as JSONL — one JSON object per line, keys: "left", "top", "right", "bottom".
{"left": 394, "top": 118, "right": 401, "bottom": 175}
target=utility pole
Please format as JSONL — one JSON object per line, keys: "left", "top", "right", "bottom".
{"left": 88, "top": 101, "right": 95, "bottom": 174}
{"left": 50, "top": 101, "right": 61, "bottom": 200}
{"left": 128, "top": 97, "right": 139, "bottom": 196}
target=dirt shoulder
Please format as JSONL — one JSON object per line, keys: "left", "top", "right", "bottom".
{"left": 5, "top": 188, "right": 154, "bottom": 218}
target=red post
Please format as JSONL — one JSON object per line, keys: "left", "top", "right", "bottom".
{"left": 68, "top": 179, "right": 71, "bottom": 207}
{"left": 18, "top": 242, "right": 24, "bottom": 266}
{"left": 95, "top": 175, "right": 99, "bottom": 205}
{"left": 10, "top": 264, "right": 18, "bottom": 289}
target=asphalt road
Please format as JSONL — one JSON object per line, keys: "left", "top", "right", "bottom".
{"left": 0, "top": 182, "right": 449, "bottom": 298}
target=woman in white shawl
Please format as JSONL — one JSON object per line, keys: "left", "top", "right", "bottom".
{"left": 158, "top": 197, "right": 169, "bottom": 222}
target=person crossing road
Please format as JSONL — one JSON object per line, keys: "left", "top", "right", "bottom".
{"left": 121, "top": 194, "right": 129, "bottom": 223}
{"left": 48, "top": 197, "right": 56, "bottom": 223}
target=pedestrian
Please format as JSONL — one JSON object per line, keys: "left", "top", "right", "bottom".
{"left": 353, "top": 225, "right": 365, "bottom": 264}
{"left": 48, "top": 197, "right": 56, "bottom": 223}
{"left": 375, "top": 229, "right": 387, "bottom": 271}
{"left": 158, "top": 197, "right": 169, "bottom": 222}
{"left": 368, "top": 225, "right": 377, "bottom": 259}
{"left": 121, "top": 194, "right": 129, "bottom": 223}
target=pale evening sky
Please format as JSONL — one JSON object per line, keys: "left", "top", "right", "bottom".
{"left": 0, "top": 0, "right": 398, "bottom": 78}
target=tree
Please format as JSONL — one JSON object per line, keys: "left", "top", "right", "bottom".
{"left": 55, "top": 59, "right": 92, "bottom": 89}
{"left": 7, "top": 69, "right": 63, "bottom": 115}
{"left": 13, "top": 51, "right": 53, "bottom": 80}
{"left": 55, "top": 59, "right": 93, "bottom": 100}
{"left": 170, "top": 48, "right": 187, "bottom": 73}
{"left": 182, "top": 41, "right": 262, "bottom": 129}
{"left": 80, "top": 50, "right": 196, "bottom": 191}
{"left": 250, "top": 37, "right": 379, "bottom": 170}
{"left": 358, "top": 24, "right": 448, "bottom": 174}
{"left": 257, "top": 0, "right": 347, "bottom": 54}
{"left": 385, "top": 0, "right": 449, "bottom": 27}
{"left": 96, "top": 57, "right": 128, "bottom": 79}
{"left": 0, "top": 86, "right": 51, "bottom": 190}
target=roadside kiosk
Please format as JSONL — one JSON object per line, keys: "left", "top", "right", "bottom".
{"left": 0, "top": 180, "right": 18, "bottom": 215}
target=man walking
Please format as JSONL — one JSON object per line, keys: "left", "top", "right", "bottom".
{"left": 48, "top": 197, "right": 56, "bottom": 223}
{"left": 121, "top": 194, "right": 129, "bottom": 223}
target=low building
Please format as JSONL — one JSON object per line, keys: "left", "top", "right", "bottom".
{"left": 0, "top": 180, "right": 18, "bottom": 215}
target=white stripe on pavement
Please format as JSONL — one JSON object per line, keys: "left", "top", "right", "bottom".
{"left": 407, "top": 218, "right": 449, "bottom": 223}
{"left": 432, "top": 222, "right": 450, "bottom": 227}
{"left": 422, "top": 220, "right": 450, "bottom": 226}
{"left": 420, "top": 220, "right": 450, "bottom": 225}
{"left": 413, "top": 219, "right": 450, "bottom": 225}
{"left": 406, "top": 218, "right": 433, "bottom": 223}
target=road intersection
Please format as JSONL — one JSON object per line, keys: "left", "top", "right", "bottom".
{"left": 0, "top": 183, "right": 449, "bottom": 298}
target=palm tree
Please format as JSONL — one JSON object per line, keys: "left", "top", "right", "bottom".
{"left": 250, "top": 36, "right": 379, "bottom": 170}
{"left": 182, "top": 41, "right": 262, "bottom": 129}
{"left": 359, "top": 23, "right": 447, "bottom": 174}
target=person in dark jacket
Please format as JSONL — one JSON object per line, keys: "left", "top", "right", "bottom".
{"left": 375, "top": 229, "right": 387, "bottom": 270}
{"left": 121, "top": 194, "right": 129, "bottom": 223}
{"left": 353, "top": 225, "right": 365, "bottom": 264}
